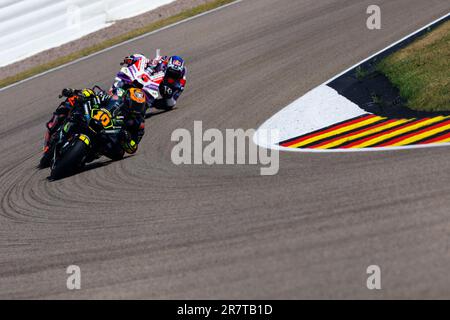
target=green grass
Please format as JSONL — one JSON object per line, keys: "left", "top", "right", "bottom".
{"left": 377, "top": 20, "right": 450, "bottom": 112}
{"left": 0, "top": 0, "right": 236, "bottom": 89}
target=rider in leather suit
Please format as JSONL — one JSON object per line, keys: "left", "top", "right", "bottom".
{"left": 113, "top": 53, "right": 187, "bottom": 110}
{"left": 40, "top": 87, "right": 146, "bottom": 168}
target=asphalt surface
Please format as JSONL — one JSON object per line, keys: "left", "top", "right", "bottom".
{"left": 0, "top": 0, "right": 449, "bottom": 299}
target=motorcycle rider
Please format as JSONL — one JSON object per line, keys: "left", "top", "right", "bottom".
{"left": 40, "top": 88, "right": 107, "bottom": 167}
{"left": 105, "top": 87, "right": 147, "bottom": 155}
{"left": 155, "top": 55, "right": 187, "bottom": 110}
{"left": 40, "top": 87, "right": 145, "bottom": 168}
{"left": 113, "top": 52, "right": 187, "bottom": 110}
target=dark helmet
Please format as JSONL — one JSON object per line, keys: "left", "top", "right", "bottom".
{"left": 80, "top": 88, "right": 106, "bottom": 109}
{"left": 67, "top": 88, "right": 101, "bottom": 109}
{"left": 165, "top": 56, "right": 185, "bottom": 80}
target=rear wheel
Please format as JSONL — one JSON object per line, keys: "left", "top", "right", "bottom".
{"left": 50, "top": 139, "right": 88, "bottom": 180}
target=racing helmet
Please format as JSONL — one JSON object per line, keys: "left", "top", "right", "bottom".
{"left": 80, "top": 88, "right": 95, "bottom": 98}
{"left": 123, "top": 88, "right": 147, "bottom": 116}
{"left": 80, "top": 88, "right": 102, "bottom": 107}
{"left": 165, "top": 56, "right": 185, "bottom": 80}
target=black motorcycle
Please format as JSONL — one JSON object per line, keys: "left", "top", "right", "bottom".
{"left": 48, "top": 88, "right": 144, "bottom": 179}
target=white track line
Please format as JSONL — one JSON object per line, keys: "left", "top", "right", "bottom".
{"left": 0, "top": 0, "right": 243, "bottom": 93}
{"left": 325, "top": 11, "right": 450, "bottom": 85}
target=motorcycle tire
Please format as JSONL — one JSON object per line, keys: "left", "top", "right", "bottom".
{"left": 50, "top": 139, "right": 88, "bottom": 180}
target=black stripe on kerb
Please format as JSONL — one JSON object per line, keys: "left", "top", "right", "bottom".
{"left": 278, "top": 114, "right": 373, "bottom": 146}
{"left": 297, "top": 118, "right": 392, "bottom": 148}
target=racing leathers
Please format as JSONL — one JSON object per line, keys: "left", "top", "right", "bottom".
{"left": 42, "top": 88, "right": 108, "bottom": 162}
{"left": 112, "top": 53, "right": 186, "bottom": 110}
{"left": 105, "top": 88, "right": 146, "bottom": 155}
{"left": 40, "top": 87, "right": 145, "bottom": 168}
{"left": 152, "top": 55, "right": 187, "bottom": 110}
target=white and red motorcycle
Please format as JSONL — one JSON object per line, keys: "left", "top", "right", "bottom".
{"left": 112, "top": 50, "right": 178, "bottom": 113}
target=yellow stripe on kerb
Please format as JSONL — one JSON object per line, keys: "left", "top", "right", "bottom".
{"left": 389, "top": 123, "right": 450, "bottom": 146}
{"left": 315, "top": 119, "right": 411, "bottom": 149}
{"left": 290, "top": 116, "right": 385, "bottom": 148}
{"left": 431, "top": 136, "right": 450, "bottom": 144}
{"left": 348, "top": 116, "right": 448, "bottom": 148}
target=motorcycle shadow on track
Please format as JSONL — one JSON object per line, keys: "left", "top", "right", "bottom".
{"left": 145, "top": 107, "right": 175, "bottom": 119}
{"left": 45, "top": 155, "right": 135, "bottom": 181}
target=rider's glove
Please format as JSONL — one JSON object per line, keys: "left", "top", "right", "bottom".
{"left": 120, "top": 130, "right": 138, "bottom": 154}
{"left": 123, "top": 139, "right": 138, "bottom": 154}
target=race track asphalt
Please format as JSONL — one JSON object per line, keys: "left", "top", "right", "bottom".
{"left": 0, "top": 0, "right": 449, "bottom": 299}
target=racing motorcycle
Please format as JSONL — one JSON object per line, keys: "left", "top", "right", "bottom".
{"left": 47, "top": 87, "right": 146, "bottom": 180}
{"left": 113, "top": 50, "right": 178, "bottom": 112}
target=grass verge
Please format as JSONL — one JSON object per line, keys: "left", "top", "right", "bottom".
{"left": 377, "top": 20, "right": 450, "bottom": 112}
{"left": 0, "top": 0, "right": 236, "bottom": 89}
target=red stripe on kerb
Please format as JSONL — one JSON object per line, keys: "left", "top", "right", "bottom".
{"left": 420, "top": 131, "right": 450, "bottom": 144}
{"left": 306, "top": 118, "right": 398, "bottom": 149}
{"left": 281, "top": 114, "right": 376, "bottom": 147}
{"left": 378, "top": 119, "right": 450, "bottom": 147}
{"left": 341, "top": 118, "right": 431, "bottom": 148}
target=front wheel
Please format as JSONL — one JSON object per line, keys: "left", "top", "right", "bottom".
{"left": 50, "top": 139, "right": 89, "bottom": 180}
